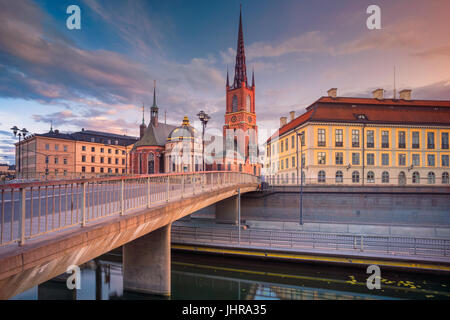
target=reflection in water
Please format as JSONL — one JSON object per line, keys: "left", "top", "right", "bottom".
{"left": 10, "top": 249, "right": 450, "bottom": 300}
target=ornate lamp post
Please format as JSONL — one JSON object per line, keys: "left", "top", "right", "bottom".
{"left": 197, "top": 110, "right": 210, "bottom": 172}
{"left": 10, "top": 126, "right": 29, "bottom": 177}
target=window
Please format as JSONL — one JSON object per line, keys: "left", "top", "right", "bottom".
{"left": 55, "top": 169, "right": 58, "bottom": 175}
{"left": 82, "top": 146, "right": 86, "bottom": 151}
{"left": 442, "top": 133, "right": 449, "bottom": 149}
{"left": 335, "top": 129, "right": 343, "bottom": 147}
{"left": 352, "top": 153, "right": 360, "bottom": 165}
{"left": 115, "top": 168, "right": 119, "bottom": 173}
{"left": 64, "top": 145, "right": 68, "bottom": 152}
{"left": 427, "top": 132, "right": 435, "bottom": 149}
{"left": 318, "top": 129, "right": 326, "bottom": 147}
{"left": 318, "top": 152, "right": 326, "bottom": 164}
{"left": 64, "top": 170, "right": 67, "bottom": 176}
{"left": 291, "top": 135, "right": 295, "bottom": 149}
{"left": 54, "top": 157, "right": 58, "bottom": 164}
{"left": 427, "top": 154, "right": 435, "bottom": 166}
{"left": 100, "top": 148, "right": 104, "bottom": 153}
{"left": 398, "top": 154, "right": 406, "bottom": 166}
{"left": 285, "top": 158, "right": 288, "bottom": 169}
{"left": 122, "top": 150, "right": 126, "bottom": 155}
{"left": 412, "top": 154, "right": 420, "bottom": 166}
{"left": 352, "top": 130, "right": 360, "bottom": 147}
{"left": 63, "top": 158, "right": 67, "bottom": 165}
{"left": 100, "top": 168, "right": 104, "bottom": 173}
{"left": 280, "top": 141, "right": 284, "bottom": 153}
{"left": 382, "top": 171, "right": 389, "bottom": 183}
{"left": 366, "top": 130, "right": 374, "bottom": 148}
{"left": 381, "top": 154, "right": 389, "bottom": 166}
{"left": 381, "top": 131, "right": 389, "bottom": 148}
{"left": 91, "top": 156, "right": 95, "bottom": 163}
{"left": 412, "top": 132, "right": 420, "bottom": 149}
{"left": 108, "top": 149, "right": 112, "bottom": 154}
{"left": 285, "top": 139, "right": 288, "bottom": 151}
{"left": 108, "top": 158, "right": 112, "bottom": 164}
{"left": 335, "top": 152, "right": 343, "bottom": 165}
{"left": 366, "top": 153, "right": 374, "bottom": 165}
{"left": 81, "top": 155, "right": 86, "bottom": 162}
{"left": 442, "top": 172, "right": 449, "bottom": 184}
{"left": 352, "top": 171, "right": 360, "bottom": 183}
{"left": 398, "top": 131, "right": 406, "bottom": 148}
{"left": 367, "top": 171, "right": 375, "bottom": 183}
{"left": 318, "top": 171, "right": 326, "bottom": 183}
{"left": 281, "top": 160, "right": 284, "bottom": 170}
{"left": 100, "top": 157, "right": 104, "bottom": 164}
{"left": 122, "top": 159, "right": 125, "bottom": 165}
{"left": 45, "top": 156, "right": 49, "bottom": 164}
{"left": 108, "top": 168, "right": 112, "bottom": 173}
{"left": 427, "top": 172, "right": 435, "bottom": 184}
{"left": 300, "top": 133, "right": 305, "bottom": 146}
{"left": 115, "top": 149, "right": 119, "bottom": 155}
{"left": 115, "top": 158, "right": 119, "bottom": 165}
{"left": 55, "top": 144, "right": 59, "bottom": 151}
{"left": 232, "top": 95, "right": 238, "bottom": 113}
{"left": 412, "top": 172, "right": 420, "bottom": 184}
{"left": 91, "top": 147, "right": 95, "bottom": 152}
{"left": 82, "top": 166, "right": 86, "bottom": 173}
{"left": 442, "top": 155, "right": 449, "bottom": 167}
{"left": 292, "top": 156, "right": 295, "bottom": 168}
{"left": 91, "top": 167, "right": 95, "bottom": 173}
{"left": 335, "top": 171, "right": 343, "bottom": 183}
{"left": 45, "top": 144, "right": 50, "bottom": 151}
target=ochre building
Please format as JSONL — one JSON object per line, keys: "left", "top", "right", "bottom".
{"left": 265, "top": 88, "right": 450, "bottom": 186}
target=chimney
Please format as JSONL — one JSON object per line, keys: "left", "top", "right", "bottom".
{"left": 280, "top": 117, "right": 287, "bottom": 128}
{"left": 290, "top": 111, "right": 295, "bottom": 122}
{"left": 327, "top": 88, "right": 337, "bottom": 98}
{"left": 372, "top": 88, "right": 384, "bottom": 100}
{"left": 399, "top": 89, "right": 412, "bottom": 100}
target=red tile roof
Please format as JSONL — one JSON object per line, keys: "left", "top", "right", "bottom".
{"left": 266, "top": 96, "right": 450, "bottom": 144}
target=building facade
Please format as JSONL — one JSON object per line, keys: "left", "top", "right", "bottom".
{"left": 265, "top": 88, "right": 450, "bottom": 186}
{"left": 15, "top": 129, "right": 138, "bottom": 180}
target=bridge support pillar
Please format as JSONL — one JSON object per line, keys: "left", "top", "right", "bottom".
{"left": 123, "top": 224, "right": 171, "bottom": 296}
{"left": 215, "top": 194, "right": 239, "bottom": 224}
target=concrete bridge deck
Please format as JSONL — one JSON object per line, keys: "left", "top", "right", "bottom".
{"left": 0, "top": 172, "right": 258, "bottom": 299}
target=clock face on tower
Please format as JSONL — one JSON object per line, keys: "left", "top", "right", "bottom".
{"left": 231, "top": 116, "right": 237, "bottom": 122}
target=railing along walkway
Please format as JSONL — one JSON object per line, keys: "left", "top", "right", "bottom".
{"left": 172, "top": 225, "right": 450, "bottom": 260}
{"left": 0, "top": 172, "right": 258, "bottom": 247}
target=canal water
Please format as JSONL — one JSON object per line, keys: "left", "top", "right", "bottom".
{"left": 10, "top": 248, "right": 450, "bottom": 300}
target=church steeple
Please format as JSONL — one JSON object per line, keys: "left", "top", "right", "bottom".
{"left": 139, "top": 103, "right": 146, "bottom": 138}
{"left": 150, "top": 80, "right": 159, "bottom": 127}
{"left": 233, "top": 5, "right": 248, "bottom": 89}
{"left": 252, "top": 67, "right": 255, "bottom": 88}
{"left": 226, "top": 65, "right": 230, "bottom": 88}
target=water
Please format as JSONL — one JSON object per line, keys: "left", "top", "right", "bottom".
{"left": 11, "top": 248, "right": 450, "bottom": 300}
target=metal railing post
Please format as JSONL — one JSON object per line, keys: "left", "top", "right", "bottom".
{"left": 166, "top": 176, "right": 170, "bottom": 202}
{"left": 147, "top": 177, "right": 151, "bottom": 208}
{"left": 18, "top": 188, "right": 26, "bottom": 246}
{"left": 181, "top": 175, "right": 184, "bottom": 199}
{"left": 81, "top": 182, "right": 87, "bottom": 226}
{"left": 120, "top": 179, "right": 124, "bottom": 215}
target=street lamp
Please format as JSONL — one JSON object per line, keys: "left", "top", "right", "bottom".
{"left": 197, "top": 110, "right": 210, "bottom": 172}
{"left": 10, "top": 126, "right": 29, "bottom": 177}
{"left": 296, "top": 131, "right": 305, "bottom": 225}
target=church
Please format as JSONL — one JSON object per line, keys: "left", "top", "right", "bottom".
{"left": 130, "top": 8, "right": 260, "bottom": 176}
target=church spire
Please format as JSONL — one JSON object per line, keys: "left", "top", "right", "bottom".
{"left": 150, "top": 80, "right": 159, "bottom": 127}
{"left": 252, "top": 67, "right": 255, "bottom": 87}
{"left": 141, "top": 103, "right": 145, "bottom": 125}
{"left": 233, "top": 5, "right": 248, "bottom": 89}
{"left": 226, "top": 65, "right": 230, "bottom": 88}
{"left": 152, "top": 80, "right": 157, "bottom": 107}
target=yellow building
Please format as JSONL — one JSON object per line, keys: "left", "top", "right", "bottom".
{"left": 265, "top": 88, "right": 450, "bottom": 186}
{"left": 16, "top": 129, "right": 138, "bottom": 179}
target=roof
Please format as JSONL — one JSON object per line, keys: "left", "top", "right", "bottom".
{"left": 134, "top": 122, "right": 177, "bottom": 148}
{"left": 267, "top": 96, "right": 450, "bottom": 144}
{"left": 167, "top": 117, "right": 198, "bottom": 142}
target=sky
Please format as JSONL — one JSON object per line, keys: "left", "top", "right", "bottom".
{"left": 1, "top": 0, "right": 450, "bottom": 164}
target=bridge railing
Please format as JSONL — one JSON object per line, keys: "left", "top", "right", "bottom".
{"left": 0, "top": 171, "right": 259, "bottom": 247}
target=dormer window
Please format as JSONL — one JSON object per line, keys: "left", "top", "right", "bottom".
{"left": 355, "top": 114, "right": 368, "bottom": 120}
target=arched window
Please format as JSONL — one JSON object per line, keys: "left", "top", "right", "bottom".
{"left": 382, "top": 171, "right": 389, "bottom": 183}
{"left": 352, "top": 171, "right": 360, "bottom": 183}
{"left": 367, "top": 171, "right": 375, "bottom": 183}
{"left": 335, "top": 170, "right": 343, "bottom": 183}
{"left": 398, "top": 171, "right": 406, "bottom": 185}
{"left": 428, "top": 172, "right": 435, "bottom": 184}
{"left": 443, "top": 172, "right": 449, "bottom": 184}
{"left": 412, "top": 171, "right": 420, "bottom": 184}
{"left": 318, "top": 170, "right": 326, "bottom": 183}
{"left": 246, "top": 95, "right": 251, "bottom": 112}
{"left": 232, "top": 95, "right": 238, "bottom": 113}
{"left": 148, "top": 153, "right": 155, "bottom": 174}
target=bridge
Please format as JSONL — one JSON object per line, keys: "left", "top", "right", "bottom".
{"left": 0, "top": 171, "right": 259, "bottom": 299}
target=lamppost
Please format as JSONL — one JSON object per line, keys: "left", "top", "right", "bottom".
{"left": 296, "top": 131, "right": 305, "bottom": 225}
{"left": 197, "top": 110, "right": 210, "bottom": 172}
{"left": 10, "top": 126, "right": 29, "bottom": 178}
